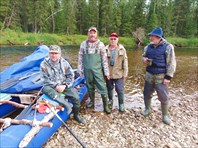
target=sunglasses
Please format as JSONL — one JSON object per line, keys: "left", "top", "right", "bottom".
{"left": 110, "top": 38, "right": 117, "bottom": 40}
{"left": 50, "top": 52, "right": 59, "bottom": 54}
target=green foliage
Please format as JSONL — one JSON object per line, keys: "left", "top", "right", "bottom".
{"left": 0, "top": 0, "right": 197, "bottom": 39}
{"left": 87, "top": 0, "right": 98, "bottom": 29}
{"left": 146, "top": 0, "right": 159, "bottom": 31}
{"left": 167, "top": 37, "right": 198, "bottom": 47}
{"left": 131, "top": 0, "right": 146, "bottom": 30}
{"left": 0, "top": 0, "right": 21, "bottom": 31}
{"left": 60, "top": 0, "right": 77, "bottom": 34}
{"left": 0, "top": 29, "right": 136, "bottom": 48}
{"left": 0, "top": 30, "right": 197, "bottom": 48}
{"left": 119, "top": 2, "right": 132, "bottom": 36}
{"left": 75, "top": 0, "right": 87, "bottom": 34}
{"left": 0, "top": 0, "right": 11, "bottom": 23}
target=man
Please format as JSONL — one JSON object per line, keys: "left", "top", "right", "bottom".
{"left": 141, "top": 27, "right": 176, "bottom": 125}
{"left": 40, "top": 45, "right": 84, "bottom": 123}
{"left": 105, "top": 33, "right": 128, "bottom": 112}
{"left": 78, "top": 27, "right": 111, "bottom": 114}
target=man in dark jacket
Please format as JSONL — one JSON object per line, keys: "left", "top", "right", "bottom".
{"left": 141, "top": 27, "right": 176, "bottom": 125}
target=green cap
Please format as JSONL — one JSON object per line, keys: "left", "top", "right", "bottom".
{"left": 49, "top": 45, "right": 61, "bottom": 53}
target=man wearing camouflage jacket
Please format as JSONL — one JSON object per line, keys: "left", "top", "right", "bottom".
{"left": 40, "top": 45, "right": 84, "bottom": 123}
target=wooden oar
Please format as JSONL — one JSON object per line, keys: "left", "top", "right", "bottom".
{"left": 0, "top": 72, "right": 40, "bottom": 90}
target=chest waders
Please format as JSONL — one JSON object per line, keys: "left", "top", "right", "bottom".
{"left": 83, "top": 44, "right": 110, "bottom": 113}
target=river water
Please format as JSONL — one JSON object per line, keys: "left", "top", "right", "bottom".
{"left": 0, "top": 46, "right": 197, "bottom": 111}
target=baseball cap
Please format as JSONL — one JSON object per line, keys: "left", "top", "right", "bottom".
{"left": 49, "top": 45, "right": 61, "bottom": 53}
{"left": 88, "top": 27, "right": 97, "bottom": 32}
{"left": 110, "top": 32, "right": 118, "bottom": 38}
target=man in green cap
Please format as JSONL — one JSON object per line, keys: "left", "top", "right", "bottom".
{"left": 141, "top": 27, "right": 176, "bottom": 125}
{"left": 40, "top": 45, "right": 84, "bottom": 123}
{"left": 78, "top": 27, "right": 111, "bottom": 114}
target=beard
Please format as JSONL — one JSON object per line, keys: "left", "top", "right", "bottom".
{"left": 89, "top": 36, "right": 97, "bottom": 42}
{"left": 150, "top": 39, "right": 161, "bottom": 45}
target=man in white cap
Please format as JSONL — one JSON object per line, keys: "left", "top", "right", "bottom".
{"left": 40, "top": 45, "right": 84, "bottom": 123}
{"left": 78, "top": 27, "right": 111, "bottom": 114}
{"left": 105, "top": 32, "right": 128, "bottom": 112}
{"left": 141, "top": 27, "right": 176, "bottom": 125}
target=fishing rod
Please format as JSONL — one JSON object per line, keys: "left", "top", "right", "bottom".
{"left": 42, "top": 99, "right": 86, "bottom": 148}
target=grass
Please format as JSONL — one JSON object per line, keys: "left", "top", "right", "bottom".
{"left": 167, "top": 37, "right": 198, "bottom": 47}
{"left": 0, "top": 29, "right": 197, "bottom": 48}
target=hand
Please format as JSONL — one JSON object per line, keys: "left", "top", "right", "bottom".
{"left": 78, "top": 71, "right": 82, "bottom": 77}
{"left": 106, "top": 75, "right": 110, "bottom": 80}
{"left": 143, "top": 57, "right": 152, "bottom": 65}
{"left": 123, "top": 76, "right": 127, "bottom": 82}
{"left": 143, "top": 57, "right": 148, "bottom": 64}
{"left": 55, "top": 85, "right": 66, "bottom": 93}
{"left": 163, "top": 79, "right": 170, "bottom": 85}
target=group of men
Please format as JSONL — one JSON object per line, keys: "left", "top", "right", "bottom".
{"left": 40, "top": 26, "right": 176, "bottom": 125}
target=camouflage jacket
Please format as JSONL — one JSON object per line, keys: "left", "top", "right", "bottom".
{"left": 40, "top": 57, "right": 74, "bottom": 88}
{"left": 78, "top": 39, "right": 109, "bottom": 76}
{"left": 105, "top": 44, "right": 128, "bottom": 79}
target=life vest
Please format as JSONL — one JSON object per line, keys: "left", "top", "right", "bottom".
{"left": 146, "top": 42, "right": 169, "bottom": 74}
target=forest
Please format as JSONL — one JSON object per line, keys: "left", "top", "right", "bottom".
{"left": 0, "top": 0, "right": 197, "bottom": 38}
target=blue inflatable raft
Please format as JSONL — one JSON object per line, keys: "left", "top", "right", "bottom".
{"left": 0, "top": 45, "right": 88, "bottom": 147}
{"left": 0, "top": 83, "right": 87, "bottom": 147}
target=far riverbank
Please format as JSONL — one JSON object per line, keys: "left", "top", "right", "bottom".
{"left": 0, "top": 30, "right": 198, "bottom": 49}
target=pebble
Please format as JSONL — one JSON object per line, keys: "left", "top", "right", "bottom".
{"left": 43, "top": 90, "right": 198, "bottom": 148}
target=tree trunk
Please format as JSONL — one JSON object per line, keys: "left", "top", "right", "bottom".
{"left": 22, "top": 0, "right": 28, "bottom": 32}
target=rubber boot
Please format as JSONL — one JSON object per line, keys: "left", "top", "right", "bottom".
{"left": 161, "top": 104, "right": 171, "bottom": 125}
{"left": 55, "top": 95, "right": 73, "bottom": 115}
{"left": 73, "top": 107, "right": 85, "bottom": 123}
{"left": 102, "top": 95, "right": 111, "bottom": 114}
{"left": 118, "top": 93, "right": 125, "bottom": 112}
{"left": 86, "top": 92, "right": 95, "bottom": 108}
{"left": 108, "top": 90, "right": 113, "bottom": 105}
{"left": 141, "top": 99, "right": 151, "bottom": 117}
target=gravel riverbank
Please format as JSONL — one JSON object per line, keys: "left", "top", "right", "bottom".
{"left": 44, "top": 89, "right": 198, "bottom": 148}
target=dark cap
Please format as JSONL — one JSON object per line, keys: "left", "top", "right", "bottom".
{"left": 148, "top": 27, "right": 165, "bottom": 38}
{"left": 110, "top": 32, "right": 118, "bottom": 38}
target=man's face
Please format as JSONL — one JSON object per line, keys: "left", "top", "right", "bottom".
{"left": 49, "top": 52, "right": 61, "bottom": 62}
{"left": 109, "top": 37, "right": 118, "bottom": 46}
{"left": 88, "top": 30, "right": 97, "bottom": 41}
{"left": 149, "top": 35, "right": 161, "bottom": 45}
